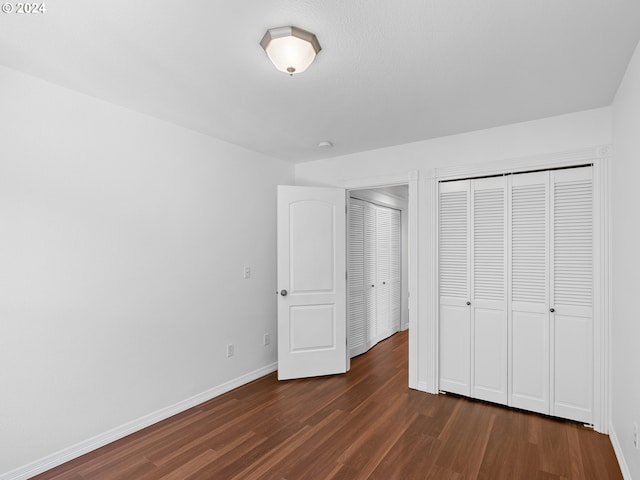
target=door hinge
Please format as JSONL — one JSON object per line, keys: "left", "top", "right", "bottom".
{"left": 345, "top": 271, "right": 348, "bottom": 280}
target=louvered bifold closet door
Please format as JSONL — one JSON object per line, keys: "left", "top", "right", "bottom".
{"left": 509, "top": 172, "right": 550, "bottom": 415}
{"left": 550, "top": 167, "right": 593, "bottom": 423}
{"left": 471, "top": 177, "right": 507, "bottom": 405}
{"left": 390, "top": 208, "right": 402, "bottom": 332}
{"left": 376, "top": 206, "right": 393, "bottom": 342}
{"left": 439, "top": 180, "right": 471, "bottom": 396}
{"left": 364, "top": 202, "right": 378, "bottom": 348}
{"left": 347, "top": 199, "right": 368, "bottom": 358}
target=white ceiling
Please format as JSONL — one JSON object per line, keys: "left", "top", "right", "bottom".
{"left": 1, "top": 1, "right": 639, "bottom": 163}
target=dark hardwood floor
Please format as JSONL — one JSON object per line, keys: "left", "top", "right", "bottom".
{"left": 34, "top": 331, "right": 622, "bottom": 479}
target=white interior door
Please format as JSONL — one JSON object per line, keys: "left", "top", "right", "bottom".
{"left": 364, "top": 203, "right": 378, "bottom": 347}
{"left": 509, "top": 171, "right": 550, "bottom": 414}
{"left": 550, "top": 167, "right": 593, "bottom": 423}
{"left": 375, "top": 206, "right": 392, "bottom": 341}
{"left": 471, "top": 177, "right": 508, "bottom": 405}
{"left": 347, "top": 199, "right": 367, "bottom": 357}
{"left": 438, "top": 180, "right": 471, "bottom": 396}
{"left": 277, "top": 186, "right": 347, "bottom": 380}
{"left": 390, "top": 208, "right": 402, "bottom": 332}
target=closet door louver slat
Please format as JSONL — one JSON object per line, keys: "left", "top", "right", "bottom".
{"left": 553, "top": 182, "right": 593, "bottom": 308}
{"left": 439, "top": 190, "right": 469, "bottom": 298}
{"left": 473, "top": 187, "right": 505, "bottom": 302}
{"left": 511, "top": 184, "right": 547, "bottom": 305}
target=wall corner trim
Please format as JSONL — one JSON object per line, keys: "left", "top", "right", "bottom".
{"left": 0, "top": 363, "right": 278, "bottom": 480}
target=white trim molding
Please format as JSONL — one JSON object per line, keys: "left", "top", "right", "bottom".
{"left": 592, "top": 151, "right": 612, "bottom": 434}
{"left": 0, "top": 363, "right": 278, "bottom": 480}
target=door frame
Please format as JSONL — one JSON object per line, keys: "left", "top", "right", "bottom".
{"left": 432, "top": 145, "right": 612, "bottom": 433}
{"left": 340, "top": 171, "right": 421, "bottom": 389}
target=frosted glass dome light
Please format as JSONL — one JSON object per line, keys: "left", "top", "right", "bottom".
{"left": 260, "top": 26, "right": 321, "bottom": 75}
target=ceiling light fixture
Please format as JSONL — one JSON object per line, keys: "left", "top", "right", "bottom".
{"left": 260, "top": 26, "right": 321, "bottom": 76}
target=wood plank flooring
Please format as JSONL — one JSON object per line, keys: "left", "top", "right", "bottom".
{"left": 34, "top": 331, "right": 622, "bottom": 479}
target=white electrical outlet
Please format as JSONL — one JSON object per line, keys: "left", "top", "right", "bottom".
{"left": 264, "top": 333, "right": 270, "bottom": 346}
{"left": 634, "top": 422, "right": 639, "bottom": 449}
{"left": 226, "top": 344, "right": 234, "bottom": 357}
{"left": 243, "top": 266, "right": 251, "bottom": 279}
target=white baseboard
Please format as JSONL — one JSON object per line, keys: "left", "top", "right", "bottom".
{"left": 609, "top": 423, "right": 632, "bottom": 480}
{"left": 0, "top": 362, "right": 278, "bottom": 480}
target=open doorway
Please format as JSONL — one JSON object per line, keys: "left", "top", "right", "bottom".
{"left": 347, "top": 184, "right": 409, "bottom": 359}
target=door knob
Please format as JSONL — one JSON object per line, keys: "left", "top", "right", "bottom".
{"left": 466, "top": 301, "right": 471, "bottom": 306}
{"left": 549, "top": 307, "right": 555, "bottom": 313}
{"left": 382, "top": 281, "right": 386, "bottom": 285}
{"left": 280, "top": 289, "right": 288, "bottom": 296}
{"left": 371, "top": 284, "right": 375, "bottom": 287}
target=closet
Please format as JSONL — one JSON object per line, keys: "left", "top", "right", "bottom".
{"left": 438, "top": 166, "right": 593, "bottom": 424}
{"left": 348, "top": 198, "right": 402, "bottom": 358}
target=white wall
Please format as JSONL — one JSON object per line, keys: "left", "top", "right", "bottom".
{"left": 612, "top": 40, "right": 640, "bottom": 479}
{"left": 296, "top": 108, "right": 612, "bottom": 186}
{"left": 0, "top": 66, "right": 293, "bottom": 477}
{"left": 296, "top": 107, "right": 612, "bottom": 396}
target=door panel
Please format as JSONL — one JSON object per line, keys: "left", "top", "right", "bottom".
{"left": 471, "top": 177, "right": 507, "bottom": 405}
{"left": 290, "top": 305, "right": 336, "bottom": 351}
{"left": 511, "top": 310, "right": 549, "bottom": 414}
{"left": 347, "top": 200, "right": 367, "bottom": 357}
{"left": 473, "top": 307, "right": 507, "bottom": 404}
{"left": 550, "top": 167, "right": 593, "bottom": 422}
{"left": 290, "top": 201, "right": 335, "bottom": 293}
{"left": 277, "top": 186, "right": 347, "bottom": 380}
{"left": 553, "top": 313, "right": 592, "bottom": 422}
{"left": 439, "top": 302, "right": 470, "bottom": 395}
{"left": 439, "top": 180, "right": 470, "bottom": 395}
{"left": 390, "top": 208, "right": 402, "bottom": 332}
{"left": 509, "top": 172, "right": 549, "bottom": 414}
{"left": 376, "top": 207, "right": 392, "bottom": 340}
{"left": 364, "top": 203, "right": 378, "bottom": 347}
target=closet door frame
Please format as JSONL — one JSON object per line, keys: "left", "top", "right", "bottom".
{"left": 433, "top": 146, "right": 611, "bottom": 433}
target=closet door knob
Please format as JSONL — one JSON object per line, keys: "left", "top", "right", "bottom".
{"left": 371, "top": 284, "right": 375, "bottom": 288}
{"left": 549, "top": 307, "right": 555, "bottom": 313}
{"left": 382, "top": 281, "right": 386, "bottom": 285}
{"left": 466, "top": 301, "right": 471, "bottom": 306}
{"left": 280, "top": 289, "right": 288, "bottom": 296}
